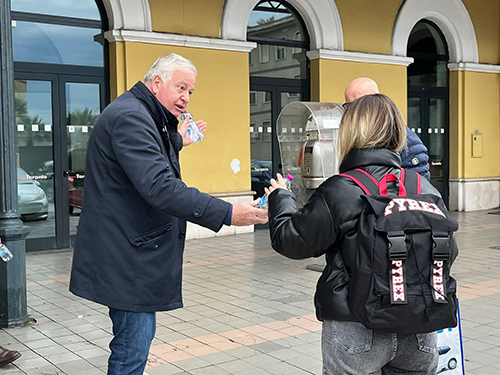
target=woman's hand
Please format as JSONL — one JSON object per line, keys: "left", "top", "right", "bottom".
{"left": 264, "top": 173, "right": 287, "bottom": 196}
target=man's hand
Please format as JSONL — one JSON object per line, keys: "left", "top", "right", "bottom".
{"left": 231, "top": 200, "right": 268, "bottom": 226}
{"left": 179, "top": 118, "right": 207, "bottom": 146}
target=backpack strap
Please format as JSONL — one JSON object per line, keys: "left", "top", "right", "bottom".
{"left": 339, "top": 168, "right": 379, "bottom": 195}
{"left": 430, "top": 231, "right": 452, "bottom": 304}
{"left": 400, "top": 168, "right": 421, "bottom": 195}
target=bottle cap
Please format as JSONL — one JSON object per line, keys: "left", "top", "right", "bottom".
{"left": 286, "top": 173, "right": 294, "bottom": 181}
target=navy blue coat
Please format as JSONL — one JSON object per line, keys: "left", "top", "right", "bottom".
{"left": 400, "top": 127, "right": 430, "bottom": 180}
{"left": 69, "top": 82, "right": 231, "bottom": 312}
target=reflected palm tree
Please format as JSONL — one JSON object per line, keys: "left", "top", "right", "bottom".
{"left": 67, "top": 107, "right": 99, "bottom": 126}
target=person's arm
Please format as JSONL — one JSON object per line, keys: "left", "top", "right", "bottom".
{"left": 266, "top": 174, "right": 337, "bottom": 260}
{"left": 112, "top": 110, "right": 261, "bottom": 231}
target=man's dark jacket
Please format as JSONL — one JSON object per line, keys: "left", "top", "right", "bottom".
{"left": 69, "top": 82, "right": 231, "bottom": 312}
{"left": 400, "top": 127, "right": 430, "bottom": 180}
{"left": 268, "top": 148, "right": 453, "bottom": 322}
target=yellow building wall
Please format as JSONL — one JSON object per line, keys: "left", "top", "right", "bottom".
{"left": 310, "top": 59, "right": 409, "bottom": 118}
{"left": 336, "top": 0, "right": 401, "bottom": 55}
{"left": 149, "top": 0, "right": 224, "bottom": 38}
{"left": 461, "top": 71, "right": 500, "bottom": 178}
{"left": 463, "top": 0, "right": 500, "bottom": 64}
{"left": 448, "top": 71, "right": 464, "bottom": 180}
{"left": 107, "top": 41, "right": 251, "bottom": 194}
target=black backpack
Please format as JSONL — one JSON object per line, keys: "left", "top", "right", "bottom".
{"left": 339, "top": 168, "right": 459, "bottom": 334}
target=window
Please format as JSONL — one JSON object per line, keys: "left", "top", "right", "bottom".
{"left": 276, "top": 37, "right": 286, "bottom": 60}
{"left": 259, "top": 44, "right": 269, "bottom": 63}
{"left": 293, "top": 32, "right": 302, "bottom": 54}
{"left": 11, "top": 0, "right": 104, "bottom": 67}
{"left": 263, "top": 91, "right": 272, "bottom": 103}
{"left": 261, "top": 120, "right": 271, "bottom": 142}
{"left": 250, "top": 91, "right": 257, "bottom": 105}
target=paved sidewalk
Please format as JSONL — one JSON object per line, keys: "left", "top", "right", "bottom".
{"left": 1, "top": 209, "right": 500, "bottom": 374}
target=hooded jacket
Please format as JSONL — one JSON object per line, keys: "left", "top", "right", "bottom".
{"left": 268, "top": 148, "right": 442, "bottom": 321}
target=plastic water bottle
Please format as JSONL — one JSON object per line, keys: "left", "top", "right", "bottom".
{"left": 284, "top": 173, "right": 294, "bottom": 190}
{"left": 257, "top": 173, "right": 294, "bottom": 209}
{"left": 256, "top": 195, "right": 268, "bottom": 209}
{"left": 0, "top": 240, "right": 13, "bottom": 262}
{"left": 180, "top": 111, "right": 204, "bottom": 143}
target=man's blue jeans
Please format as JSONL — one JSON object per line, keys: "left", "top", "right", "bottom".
{"left": 108, "top": 308, "right": 156, "bottom": 375}
{"left": 322, "top": 320, "right": 438, "bottom": 375}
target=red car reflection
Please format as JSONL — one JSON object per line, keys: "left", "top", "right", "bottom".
{"left": 68, "top": 175, "right": 83, "bottom": 214}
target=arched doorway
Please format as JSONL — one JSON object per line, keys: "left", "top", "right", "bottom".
{"left": 11, "top": 0, "right": 108, "bottom": 250}
{"left": 247, "top": 0, "right": 310, "bottom": 204}
{"left": 407, "top": 20, "right": 450, "bottom": 204}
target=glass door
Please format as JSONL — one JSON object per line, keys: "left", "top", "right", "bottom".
{"left": 14, "top": 73, "right": 104, "bottom": 250}
{"left": 407, "top": 91, "right": 449, "bottom": 203}
{"left": 64, "top": 80, "right": 102, "bottom": 238}
{"left": 249, "top": 82, "right": 306, "bottom": 201}
{"left": 15, "top": 78, "right": 56, "bottom": 248}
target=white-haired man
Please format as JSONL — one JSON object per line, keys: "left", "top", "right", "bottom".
{"left": 70, "top": 54, "right": 267, "bottom": 375}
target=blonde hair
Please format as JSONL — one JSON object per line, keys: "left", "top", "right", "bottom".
{"left": 338, "top": 94, "right": 406, "bottom": 163}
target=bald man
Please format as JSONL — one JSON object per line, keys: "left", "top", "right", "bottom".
{"left": 344, "top": 77, "right": 430, "bottom": 180}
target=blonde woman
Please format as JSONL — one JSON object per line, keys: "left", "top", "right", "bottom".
{"left": 266, "top": 94, "right": 446, "bottom": 374}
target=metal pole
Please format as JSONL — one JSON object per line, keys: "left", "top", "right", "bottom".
{"left": 0, "top": 0, "right": 30, "bottom": 328}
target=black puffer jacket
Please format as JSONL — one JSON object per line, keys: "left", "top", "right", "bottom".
{"left": 268, "top": 148, "right": 441, "bottom": 322}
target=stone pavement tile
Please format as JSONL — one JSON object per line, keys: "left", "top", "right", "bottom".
{"left": 189, "top": 365, "right": 233, "bottom": 374}
{"left": 217, "top": 357, "right": 268, "bottom": 374}
{"left": 144, "top": 363, "right": 186, "bottom": 375}
{"left": 84, "top": 354, "right": 109, "bottom": 368}
{"left": 56, "top": 358, "right": 98, "bottom": 373}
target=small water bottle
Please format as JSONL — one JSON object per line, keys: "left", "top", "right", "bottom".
{"left": 0, "top": 239, "right": 13, "bottom": 262}
{"left": 256, "top": 194, "right": 268, "bottom": 209}
{"left": 256, "top": 174, "right": 294, "bottom": 209}
{"left": 284, "top": 173, "right": 294, "bottom": 190}
{"left": 180, "top": 111, "right": 204, "bottom": 143}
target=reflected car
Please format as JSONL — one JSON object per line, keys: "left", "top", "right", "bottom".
{"left": 251, "top": 160, "right": 272, "bottom": 199}
{"left": 68, "top": 176, "right": 83, "bottom": 214}
{"left": 437, "top": 345, "right": 458, "bottom": 373}
{"left": 18, "top": 167, "right": 49, "bottom": 221}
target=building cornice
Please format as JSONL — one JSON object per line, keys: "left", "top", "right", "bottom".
{"left": 448, "top": 62, "right": 500, "bottom": 74}
{"left": 307, "top": 49, "right": 414, "bottom": 66}
{"left": 104, "top": 30, "right": 257, "bottom": 53}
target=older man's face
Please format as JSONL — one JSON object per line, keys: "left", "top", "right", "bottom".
{"left": 153, "top": 69, "right": 196, "bottom": 117}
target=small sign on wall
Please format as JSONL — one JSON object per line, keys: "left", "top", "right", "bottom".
{"left": 472, "top": 131, "right": 482, "bottom": 158}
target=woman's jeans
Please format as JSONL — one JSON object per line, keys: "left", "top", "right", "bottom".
{"left": 322, "top": 320, "right": 438, "bottom": 375}
{"left": 108, "top": 308, "right": 156, "bottom": 375}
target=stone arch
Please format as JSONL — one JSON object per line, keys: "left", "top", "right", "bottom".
{"left": 221, "top": 0, "right": 343, "bottom": 50}
{"left": 392, "top": 0, "right": 478, "bottom": 63}
{"left": 101, "top": 0, "right": 152, "bottom": 31}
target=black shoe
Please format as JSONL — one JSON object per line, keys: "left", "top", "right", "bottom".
{"left": 0, "top": 345, "right": 21, "bottom": 366}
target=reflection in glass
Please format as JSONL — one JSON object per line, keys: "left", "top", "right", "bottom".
{"left": 12, "top": 0, "right": 100, "bottom": 20}
{"left": 248, "top": 1, "right": 307, "bottom": 79}
{"left": 250, "top": 91, "right": 273, "bottom": 200}
{"left": 408, "top": 60, "right": 447, "bottom": 87}
{"left": 66, "top": 83, "right": 99, "bottom": 232}
{"left": 407, "top": 98, "right": 422, "bottom": 135}
{"left": 12, "top": 21, "right": 103, "bottom": 67}
{"left": 14, "top": 80, "right": 55, "bottom": 238}
{"left": 407, "top": 20, "right": 448, "bottom": 88}
{"left": 428, "top": 98, "right": 445, "bottom": 196}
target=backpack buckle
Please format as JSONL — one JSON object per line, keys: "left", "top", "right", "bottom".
{"left": 387, "top": 232, "right": 408, "bottom": 260}
{"left": 432, "top": 233, "right": 451, "bottom": 261}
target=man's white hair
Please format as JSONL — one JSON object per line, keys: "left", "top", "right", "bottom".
{"left": 144, "top": 53, "right": 197, "bottom": 83}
